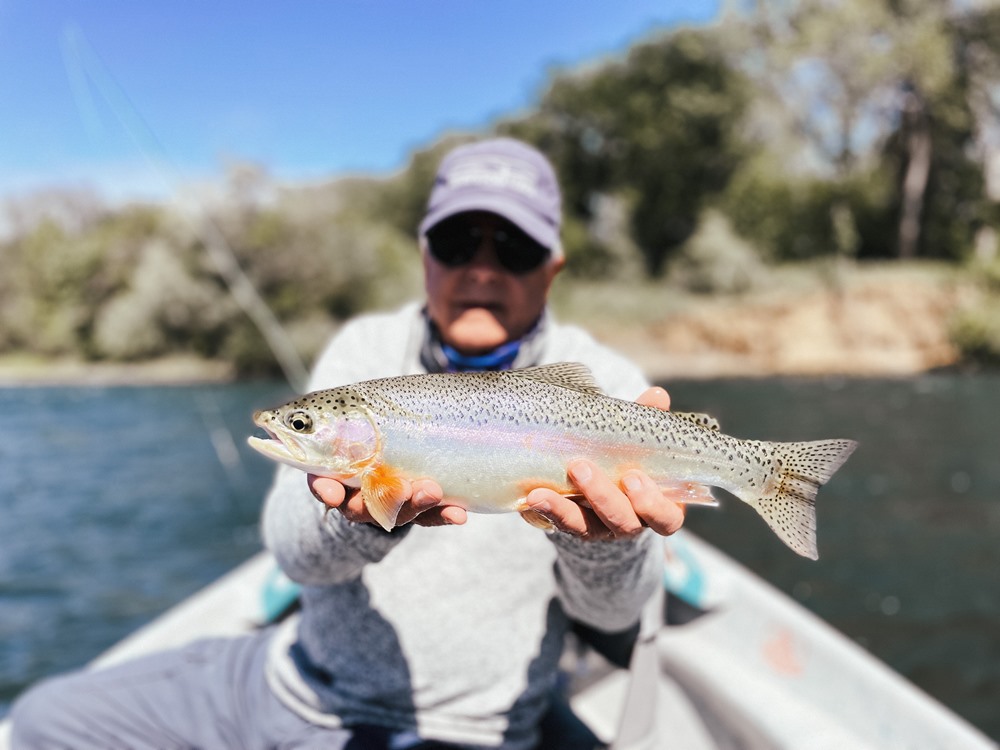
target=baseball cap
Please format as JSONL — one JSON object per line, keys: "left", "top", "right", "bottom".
{"left": 418, "top": 138, "right": 563, "bottom": 258}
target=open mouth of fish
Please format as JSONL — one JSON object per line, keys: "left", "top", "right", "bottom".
{"left": 248, "top": 418, "right": 307, "bottom": 464}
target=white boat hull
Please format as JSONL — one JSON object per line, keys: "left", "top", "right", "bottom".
{"left": 2, "top": 534, "right": 994, "bottom": 750}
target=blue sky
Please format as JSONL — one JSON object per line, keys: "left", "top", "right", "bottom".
{"left": 0, "top": 1, "right": 718, "bottom": 202}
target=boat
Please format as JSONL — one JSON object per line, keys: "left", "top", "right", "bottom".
{"left": 1, "top": 531, "right": 994, "bottom": 749}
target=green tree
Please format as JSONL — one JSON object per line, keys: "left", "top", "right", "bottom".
{"left": 724, "top": 0, "right": 995, "bottom": 260}
{"left": 504, "top": 28, "right": 751, "bottom": 276}
{"left": 0, "top": 203, "right": 167, "bottom": 357}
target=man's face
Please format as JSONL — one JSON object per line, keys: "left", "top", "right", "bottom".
{"left": 423, "top": 212, "right": 563, "bottom": 355}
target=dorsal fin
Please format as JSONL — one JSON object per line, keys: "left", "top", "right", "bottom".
{"left": 509, "top": 363, "right": 605, "bottom": 395}
{"left": 673, "top": 412, "right": 721, "bottom": 431}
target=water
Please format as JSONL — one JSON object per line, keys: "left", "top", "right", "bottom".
{"left": 0, "top": 381, "right": 293, "bottom": 714}
{"left": 0, "top": 376, "right": 997, "bottom": 740}
{"left": 667, "top": 375, "right": 1000, "bottom": 741}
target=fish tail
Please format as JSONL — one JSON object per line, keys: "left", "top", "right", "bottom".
{"left": 748, "top": 439, "right": 858, "bottom": 560}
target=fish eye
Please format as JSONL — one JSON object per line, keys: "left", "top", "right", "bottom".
{"left": 286, "top": 411, "right": 314, "bottom": 433}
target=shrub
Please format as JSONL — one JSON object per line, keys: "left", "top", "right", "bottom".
{"left": 668, "top": 209, "right": 767, "bottom": 294}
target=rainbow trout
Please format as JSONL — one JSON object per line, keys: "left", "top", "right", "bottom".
{"left": 248, "top": 363, "right": 857, "bottom": 558}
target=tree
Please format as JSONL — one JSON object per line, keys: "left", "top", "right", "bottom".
{"left": 504, "top": 28, "right": 751, "bottom": 276}
{"left": 724, "top": 0, "right": 993, "bottom": 259}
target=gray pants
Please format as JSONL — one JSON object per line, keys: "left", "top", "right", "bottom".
{"left": 10, "top": 629, "right": 600, "bottom": 750}
{"left": 10, "top": 630, "right": 345, "bottom": 750}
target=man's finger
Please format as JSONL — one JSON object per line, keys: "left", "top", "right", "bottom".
{"left": 412, "top": 506, "right": 468, "bottom": 527}
{"left": 308, "top": 475, "right": 348, "bottom": 509}
{"left": 622, "top": 471, "right": 685, "bottom": 537}
{"left": 636, "top": 386, "right": 670, "bottom": 411}
{"left": 523, "top": 488, "right": 616, "bottom": 540}
{"left": 567, "top": 460, "right": 643, "bottom": 537}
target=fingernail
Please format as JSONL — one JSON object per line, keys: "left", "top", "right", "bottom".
{"left": 623, "top": 474, "right": 643, "bottom": 493}
{"left": 570, "top": 461, "right": 592, "bottom": 483}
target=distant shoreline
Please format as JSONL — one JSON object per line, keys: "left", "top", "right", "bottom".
{"left": 0, "top": 266, "right": 978, "bottom": 386}
{"left": 0, "top": 349, "right": 971, "bottom": 388}
{"left": 0, "top": 356, "right": 237, "bottom": 387}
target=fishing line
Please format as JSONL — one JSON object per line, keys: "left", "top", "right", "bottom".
{"left": 60, "top": 24, "right": 309, "bottom": 393}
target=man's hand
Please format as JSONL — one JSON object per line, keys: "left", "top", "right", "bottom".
{"left": 308, "top": 476, "right": 467, "bottom": 528}
{"left": 522, "top": 386, "right": 686, "bottom": 541}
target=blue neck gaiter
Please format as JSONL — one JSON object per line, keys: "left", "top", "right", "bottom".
{"left": 439, "top": 338, "right": 523, "bottom": 372}
{"left": 420, "top": 310, "right": 546, "bottom": 374}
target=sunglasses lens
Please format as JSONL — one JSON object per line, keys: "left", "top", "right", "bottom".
{"left": 493, "top": 228, "right": 549, "bottom": 274}
{"left": 426, "top": 214, "right": 550, "bottom": 274}
{"left": 426, "top": 219, "right": 476, "bottom": 267}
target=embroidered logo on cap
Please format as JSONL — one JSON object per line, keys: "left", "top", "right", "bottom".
{"left": 445, "top": 156, "right": 540, "bottom": 199}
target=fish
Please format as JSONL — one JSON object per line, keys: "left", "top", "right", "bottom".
{"left": 248, "top": 363, "right": 857, "bottom": 559}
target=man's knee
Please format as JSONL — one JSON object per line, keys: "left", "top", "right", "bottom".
{"left": 10, "top": 672, "right": 87, "bottom": 747}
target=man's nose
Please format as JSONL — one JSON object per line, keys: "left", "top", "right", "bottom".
{"left": 466, "top": 232, "right": 503, "bottom": 272}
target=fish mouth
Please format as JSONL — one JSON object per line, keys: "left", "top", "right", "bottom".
{"left": 248, "top": 415, "right": 307, "bottom": 464}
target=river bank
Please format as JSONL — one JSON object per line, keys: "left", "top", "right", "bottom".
{"left": 0, "top": 263, "right": 978, "bottom": 386}
{"left": 591, "top": 263, "right": 971, "bottom": 380}
{"left": 0, "top": 355, "right": 236, "bottom": 387}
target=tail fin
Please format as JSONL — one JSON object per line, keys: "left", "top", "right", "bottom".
{"left": 749, "top": 439, "right": 858, "bottom": 560}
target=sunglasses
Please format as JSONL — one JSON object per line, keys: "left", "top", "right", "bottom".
{"left": 426, "top": 214, "right": 551, "bottom": 275}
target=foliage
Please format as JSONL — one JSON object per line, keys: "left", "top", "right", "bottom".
{"left": 668, "top": 209, "right": 767, "bottom": 294}
{"left": 558, "top": 192, "right": 646, "bottom": 279}
{"left": 950, "top": 258, "right": 1000, "bottom": 365}
{"left": 0, "top": 173, "right": 422, "bottom": 377}
{"left": 950, "top": 298, "right": 1000, "bottom": 365}
{"left": 8, "top": 0, "right": 1000, "bottom": 374}
{"left": 502, "top": 27, "right": 751, "bottom": 276}
{"left": 722, "top": 154, "right": 897, "bottom": 261}
{"left": 200, "top": 177, "right": 422, "bottom": 374}
{"left": 724, "top": 0, "right": 954, "bottom": 171}
{"left": 722, "top": 0, "right": 999, "bottom": 260}
{"left": 0, "top": 204, "right": 167, "bottom": 357}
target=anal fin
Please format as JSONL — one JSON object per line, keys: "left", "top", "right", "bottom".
{"left": 655, "top": 480, "right": 720, "bottom": 507}
{"left": 519, "top": 508, "right": 556, "bottom": 531}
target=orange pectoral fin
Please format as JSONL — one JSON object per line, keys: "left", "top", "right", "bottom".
{"left": 361, "top": 464, "right": 410, "bottom": 531}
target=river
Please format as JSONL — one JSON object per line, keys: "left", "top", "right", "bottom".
{"left": 0, "top": 375, "right": 996, "bottom": 739}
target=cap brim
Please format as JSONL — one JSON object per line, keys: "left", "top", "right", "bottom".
{"left": 419, "top": 193, "right": 561, "bottom": 258}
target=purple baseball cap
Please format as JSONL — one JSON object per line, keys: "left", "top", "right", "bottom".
{"left": 418, "top": 138, "right": 563, "bottom": 258}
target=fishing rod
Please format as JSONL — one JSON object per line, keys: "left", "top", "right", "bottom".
{"left": 61, "top": 24, "right": 310, "bottom": 393}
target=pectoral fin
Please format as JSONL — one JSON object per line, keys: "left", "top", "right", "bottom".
{"left": 361, "top": 464, "right": 409, "bottom": 531}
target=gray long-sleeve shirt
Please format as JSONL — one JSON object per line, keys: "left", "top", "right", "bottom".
{"left": 262, "top": 303, "right": 662, "bottom": 749}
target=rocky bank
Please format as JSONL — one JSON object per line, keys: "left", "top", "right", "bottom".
{"left": 593, "top": 266, "right": 970, "bottom": 380}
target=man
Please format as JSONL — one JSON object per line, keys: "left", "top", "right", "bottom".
{"left": 12, "top": 138, "right": 684, "bottom": 749}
